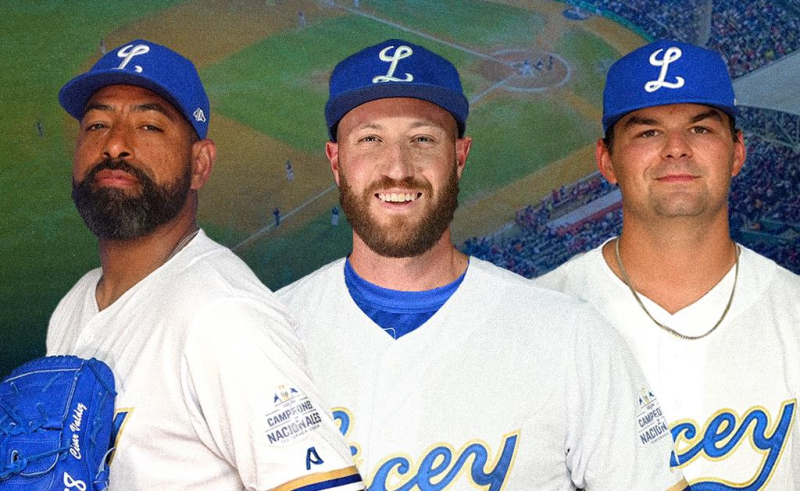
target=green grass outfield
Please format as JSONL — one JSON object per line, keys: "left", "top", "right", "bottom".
{"left": 1, "top": 0, "right": 624, "bottom": 375}
{"left": 209, "top": 3, "right": 607, "bottom": 289}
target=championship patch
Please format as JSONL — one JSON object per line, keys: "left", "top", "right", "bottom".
{"left": 265, "top": 384, "right": 323, "bottom": 445}
{"left": 635, "top": 388, "right": 670, "bottom": 445}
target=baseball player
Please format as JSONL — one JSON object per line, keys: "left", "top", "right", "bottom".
{"left": 47, "top": 39, "right": 363, "bottom": 490}
{"left": 277, "top": 39, "right": 689, "bottom": 490}
{"left": 538, "top": 39, "right": 800, "bottom": 489}
{"left": 286, "top": 159, "right": 295, "bottom": 182}
{"left": 330, "top": 206, "right": 339, "bottom": 226}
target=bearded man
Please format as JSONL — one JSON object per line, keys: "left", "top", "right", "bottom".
{"left": 277, "top": 39, "right": 689, "bottom": 491}
{"left": 48, "top": 39, "right": 362, "bottom": 490}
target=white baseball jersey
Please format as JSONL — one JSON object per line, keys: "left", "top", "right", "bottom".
{"left": 538, "top": 240, "right": 800, "bottom": 489}
{"left": 47, "top": 230, "right": 363, "bottom": 491}
{"left": 278, "top": 257, "right": 688, "bottom": 490}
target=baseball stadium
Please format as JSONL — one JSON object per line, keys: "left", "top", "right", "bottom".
{"left": 2, "top": 0, "right": 799, "bottom": 378}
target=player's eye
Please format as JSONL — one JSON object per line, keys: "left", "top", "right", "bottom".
{"left": 141, "top": 124, "right": 163, "bottom": 132}
{"left": 690, "top": 126, "right": 711, "bottom": 134}
{"left": 359, "top": 135, "right": 380, "bottom": 143}
{"left": 413, "top": 135, "right": 434, "bottom": 143}
{"left": 83, "top": 122, "right": 107, "bottom": 131}
{"left": 638, "top": 129, "right": 659, "bottom": 138}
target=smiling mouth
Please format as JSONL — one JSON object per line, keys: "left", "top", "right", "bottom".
{"left": 377, "top": 192, "right": 422, "bottom": 203}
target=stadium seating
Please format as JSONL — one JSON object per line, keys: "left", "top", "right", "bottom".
{"left": 567, "top": 0, "right": 800, "bottom": 77}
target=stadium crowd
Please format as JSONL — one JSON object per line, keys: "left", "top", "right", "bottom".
{"left": 738, "top": 106, "right": 800, "bottom": 148}
{"left": 729, "top": 135, "right": 800, "bottom": 271}
{"left": 707, "top": 1, "right": 800, "bottom": 77}
{"left": 461, "top": 175, "right": 622, "bottom": 278}
{"left": 570, "top": 0, "right": 800, "bottom": 77}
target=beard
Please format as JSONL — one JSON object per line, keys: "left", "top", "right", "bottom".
{"left": 72, "top": 158, "right": 192, "bottom": 240}
{"left": 339, "top": 163, "right": 459, "bottom": 258}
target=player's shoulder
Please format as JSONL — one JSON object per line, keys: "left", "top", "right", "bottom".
{"left": 536, "top": 241, "right": 607, "bottom": 292}
{"left": 49, "top": 268, "right": 103, "bottom": 320}
{"left": 745, "top": 246, "right": 800, "bottom": 281}
{"left": 468, "top": 259, "right": 632, "bottom": 360}
{"left": 739, "top": 244, "right": 800, "bottom": 302}
{"left": 165, "top": 231, "right": 297, "bottom": 328}
{"left": 276, "top": 258, "right": 346, "bottom": 306}
{"left": 48, "top": 268, "right": 103, "bottom": 349}
{"left": 467, "top": 256, "right": 604, "bottom": 323}
{"left": 171, "top": 230, "right": 273, "bottom": 298}
{"left": 61, "top": 268, "right": 103, "bottom": 300}
{"left": 172, "top": 234, "right": 305, "bottom": 358}
{"left": 467, "top": 256, "right": 533, "bottom": 287}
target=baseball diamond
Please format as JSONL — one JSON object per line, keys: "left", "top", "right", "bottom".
{"left": 7, "top": 0, "right": 796, "bottom": 380}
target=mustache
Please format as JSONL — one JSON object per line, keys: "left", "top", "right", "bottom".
{"left": 83, "top": 158, "right": 152, "bottom": 185}
{"left": 366, "top": 176, "right": 431, "bottom": 194}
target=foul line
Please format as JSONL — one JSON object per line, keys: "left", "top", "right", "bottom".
{"left": 470, "top": 75, "right": 514, "bottom": 104}
{"left": 232, "top": 184, "right": 338, "bottom": 252}
{"left": 325, "top": 6, "right": 573, "bottom": 102}
{"left": 329, "top": 3, "right": 516, "bottom": 67}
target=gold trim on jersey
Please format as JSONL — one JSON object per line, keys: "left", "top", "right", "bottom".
{"left": 666, "top": 478, "right": 690, "bottom": 491}
{"left": 272, "top": 465, "right": 362, "bottom": 491}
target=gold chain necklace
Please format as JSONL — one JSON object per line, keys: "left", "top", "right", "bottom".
{"left": 613, "top": 238, "right": 739, "bottom": 340}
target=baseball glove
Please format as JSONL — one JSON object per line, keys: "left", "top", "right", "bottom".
{"left": 0, "top": 356, "right": 116, "bottom": 490}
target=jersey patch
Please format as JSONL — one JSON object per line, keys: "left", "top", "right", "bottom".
{"left": 636, "top": 388, "right": 670, "bottom": 445}
{"left": 265, "top": 384, "right": 323, "bottom": 445}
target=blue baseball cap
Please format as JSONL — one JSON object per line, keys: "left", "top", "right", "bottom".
{"left": 602, "top": 39, "right": 736, "bottom": 134}
{"left": 59, "top": 39, "right": 210, "bottom": 139}
{"left": 325, "top": 39, "right": 469, "bottom": 141}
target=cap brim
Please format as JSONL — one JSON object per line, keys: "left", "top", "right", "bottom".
{"left": 59, "top": 70, "right": 189, "bottom": 122}
{"left": 326, "top": 83, "right": 468, "bottom": 140}
{"left": 603, "top": 100, "right": 738, "bottom": 134}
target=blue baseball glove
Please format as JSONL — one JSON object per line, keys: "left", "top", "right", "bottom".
{"left": 0, "top": 356, "right": 116, "bottom": 490}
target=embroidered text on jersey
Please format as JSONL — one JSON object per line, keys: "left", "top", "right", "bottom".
{"left": 333, "top": 409, "right": 519, "bottom": 490}
{"left": 636, "top": 388, "right": 670, "bottom": 445}
{"left": 266, "top": 385, "right": 323, "bottom": 444}
{"left": 670, "top": 399, "right": 796, "bottom": 490}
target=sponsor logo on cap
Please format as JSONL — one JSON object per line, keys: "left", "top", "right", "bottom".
{"left": 193, "top": 108, "right": 206, "bottom": 123}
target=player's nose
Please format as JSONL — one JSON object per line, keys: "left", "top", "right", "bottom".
{"left": 102, "top": 124, "right": 134, "bottom": 161}
{"left": 379, "top": 143, "right": 415, "bottom": 180}
{"left": 661, "top": 130, "right": 692, "bottom": 160}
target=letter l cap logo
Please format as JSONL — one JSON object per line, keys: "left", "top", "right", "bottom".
{"left": 116, "top": 44, "right": 150, "bottom": 73}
